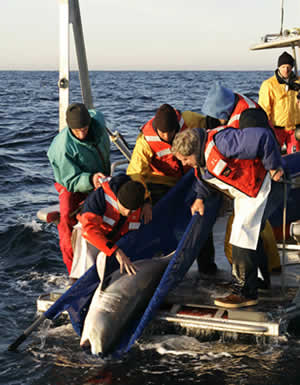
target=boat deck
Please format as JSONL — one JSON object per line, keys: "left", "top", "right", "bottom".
{"left": 37, "top": 215, "right": 300, "bottom": 338}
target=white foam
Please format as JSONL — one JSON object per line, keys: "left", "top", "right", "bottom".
{"left": 24, "top": 219, "right": 42, "bottom": 232}
{"left": 140, "top": 335, "right": 233, "bottom": 359}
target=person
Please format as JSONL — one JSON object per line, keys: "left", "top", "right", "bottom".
{"left": 171, "top": 108, "right": 285, "bottom": 308}
{"left": 259, "top": 51, "right": 300, "bottom": 154}
{"left": 70, "top": 174, "right": 147, "bottom": 278}
{"left": 202, "top": 81, "right": 260, "bottom": 129}
{"left": 202, "top": 82, "right": 281, "bottom": 274}
{"left": 47, "top": 103, "right": 111, "bottom": 274}
{"left": 127, "top": 103, "right": 219, "bottom": 274}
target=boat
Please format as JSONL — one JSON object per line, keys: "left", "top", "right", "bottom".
{"left": 250, "top": 0, "right": 300, "bottom": 73}
{"left": 10, "top": 0, "right": 300, "bottom": 355}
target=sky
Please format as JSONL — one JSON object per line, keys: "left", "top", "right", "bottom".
{"left": 2, "top": 0, "right": 300, "bottom": 71}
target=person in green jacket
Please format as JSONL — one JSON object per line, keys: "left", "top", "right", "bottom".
{"left": 47, "top": 103, "right": 111, "bottom": 275}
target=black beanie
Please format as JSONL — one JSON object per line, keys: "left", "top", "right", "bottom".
{"left": 117, "top": 181, "right": 145, "bottom": 210}
{"left": 153, "top": 104, "right": 179, "bottom": 133}
{"left": 278, "top": 51, "right": 295, "bottom": 68}
{"left": 66, "top": 103, "right": 91, "bottom": 129}
{"left": 239, "top": 108, "right": 269, "bottom": 129}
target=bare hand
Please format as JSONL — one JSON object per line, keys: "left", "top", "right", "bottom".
{"left": 269, "top": 168, "right": 284, "bottom": 182}
{"left": 115, "top": 248, "right": 137, "bottom": 275}
{"left": 92, "top": 172, "right": 107, "bottom": 189}
{"left": 191, "top": 198, "right": 205, "bottom": 216}
{"left": 141, "top": 202, "right": 152, "bottom": 224}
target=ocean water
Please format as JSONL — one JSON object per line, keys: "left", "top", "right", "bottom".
{"left": 1, "top": 70, "right": 300, "bottom": 385}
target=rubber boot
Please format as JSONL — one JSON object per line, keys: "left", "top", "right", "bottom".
{"left": 231, "top": 245, "right": 258, "bottom": 299}
{"left": 197, "top": 232, "right": 217, "bottom": 274}
{"left": 256, "top": 237, "right": 271, "bottom": 289}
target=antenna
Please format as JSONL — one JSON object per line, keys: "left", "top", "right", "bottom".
{"left": 280, "top": 0, "right": 284, "bottom": 35}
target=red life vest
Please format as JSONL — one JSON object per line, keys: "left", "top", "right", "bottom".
{"left": 142, "top": 110, "right": 190, "bottom": 178}
{"left": 204, "top": 128, "right": 267, "bottom": 197}
{"left": 227, "top": 94, "right": 260, "bottom": 128}
{"left": 100, "top": 180, "right": 142, "bottom": 237}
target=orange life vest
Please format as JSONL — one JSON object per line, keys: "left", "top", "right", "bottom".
{"left": 142, "top": 110, "right": 190, "bottom": 178}
{"left": 100, "top": 180, "right": 142, "bottom": 237}
{"left": 227, "top": 94, "right": 260, "bottom": 128}
{"left": 204, "top": 128, "right": 267, "bottom": 197}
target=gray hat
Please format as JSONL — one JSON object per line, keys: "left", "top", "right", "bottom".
{"left": 66, "top": 103, "right": 91, "bottom": 129}
{"left": 202, "top": 82, "right": 235, "bottom": 121}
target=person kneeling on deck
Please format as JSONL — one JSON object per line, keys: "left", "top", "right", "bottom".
{"left": 127, "top": 103, "right": 219, "bottom": 275}
{"left": 47, "top": 103, "right": 111, "bottom": 275}
{"left": 171, "top": 109, "right": 286, "bottom": 308}
{"left": 70, "top": 174, "right": 147, "bottom": 279}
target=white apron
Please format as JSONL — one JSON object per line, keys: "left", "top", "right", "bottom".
{"left": 206, "top": 173, "right": 271, "bottom": 250}
{"left": 70, "top": 223, "right": 99, "bottom": 279}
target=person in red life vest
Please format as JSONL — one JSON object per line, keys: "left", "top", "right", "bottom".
{"left": 202, "top": 81, "right": 261, "bottom": 129}
{"left": 47, "top": 103, "right": 111, "bottom": 275}
{"left": 171, "top": 108, "right": 286, "bottom": 308}
{"left": 127, "top": 103, "right": 219, "bottom": 275}
{"left": 259, "top": 51, "right": 300, "bottom": 154}
{"left": 72, "top": 174, "right": 147, "bottom": 277}
{"left": 202, "top": 82, "right": 282, "bottom": 275}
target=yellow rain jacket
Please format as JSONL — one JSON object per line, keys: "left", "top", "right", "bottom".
{"left": 258, "top": 75, "right": 300, "bottom": 131}
{"left": 127, "top": 111, "right": 206, "bottom": 190}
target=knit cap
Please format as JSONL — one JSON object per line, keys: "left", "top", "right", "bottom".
{"left": 117, "top": 181, "right": 145, "bottom": 210}
{"left": 278, "top": 51, "right": 295, "bottom": 68}
{"left": 153, "top": 104, "right": 179, "bottom": 133}
{"left": 66, "top": 103, "right": 91, "bottom": 129}
{"left": 239, "top": 108, "right": 269, "bottom": 129}
{"left": 202, "top": 82, "right": 235, "bottom": 120}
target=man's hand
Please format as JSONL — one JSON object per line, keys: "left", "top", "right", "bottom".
{"left": 141, "top": 202, "right": 152, "bottom": 224}
{"left": 115, "top": 248, "right": 137, "bottom": 275}
{"left": 191, "top": 198, "right": 205, "bottom": 216}
{"left": 270, "top": 168, "right": 284, "bottom": 182}
{"left": 92, "top": 172, "right": 107, "bottom": 189}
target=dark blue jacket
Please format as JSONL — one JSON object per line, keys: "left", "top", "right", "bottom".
{"left": 194, "top": 126, "right": 283, "bottom": 200}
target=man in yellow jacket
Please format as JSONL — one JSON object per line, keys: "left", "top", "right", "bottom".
{"left": 127, "top": 104, "right": 220, "bottom": 275}
{"left": 258, "top": 51, "right": 300, "bottom": 154}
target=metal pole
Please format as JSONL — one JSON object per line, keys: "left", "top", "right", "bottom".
{"left": 291, "top": 44, "right": 298, "bottom": 75}
{"left": 69, "top": 0, "right": 94, "bottom": 109}
{"left": 280, "top": 0, "right": 284, "bottom": 35}
{"left": 58, "top": 0, "right": 70, "bottom": 131}
{"left": 7, "top": 314, "right": 47, "bottom": 351}
{"left": 281, "top": 181, "right": 288, "bottom": 296}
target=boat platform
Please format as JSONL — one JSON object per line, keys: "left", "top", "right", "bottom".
{"left": 37, "top": 256, "right": 300, "bottom": 338}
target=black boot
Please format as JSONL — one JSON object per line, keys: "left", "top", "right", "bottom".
{"left": 214, "top": 245, "right": 259, "bottom": 308}
{"left": 231, "top": 245, "right": 258, "bottom": 300}
{"left": 197, "top": 232, "right": 217, "bottom": 275}
{"left": 256, "top": 237, "right": 271, "bottom": 290}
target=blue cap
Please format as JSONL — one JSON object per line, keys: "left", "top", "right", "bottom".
{"left": 202, "top": 82, "right": 235, "bottom": 120}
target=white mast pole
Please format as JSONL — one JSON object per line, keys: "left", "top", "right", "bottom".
{"left": 58, "top": 0, "right": 70, "bottom": 131}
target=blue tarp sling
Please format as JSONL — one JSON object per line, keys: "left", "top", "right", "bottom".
{"left": 118, "top": 192, "right": 221, "bottom": 355}
{"left": 44, "top": 170, "right": 222, "bottom": 352}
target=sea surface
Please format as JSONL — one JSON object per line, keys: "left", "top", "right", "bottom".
{"left": 1, "top": 70, "right": 300, "bottom": 385}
